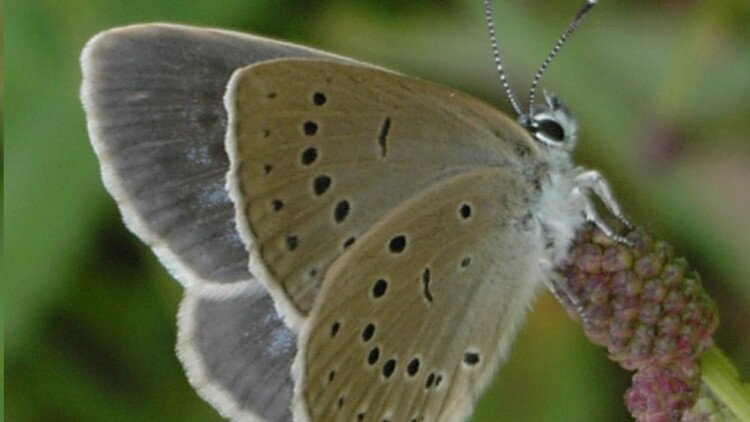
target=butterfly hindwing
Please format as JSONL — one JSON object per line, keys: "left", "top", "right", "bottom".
{"left": 81, "top": 24, "right": 361, "bottom": 422}
{"left": 226, "top": 59, "right": 540, "bottom": 326}
{"left": 178, "top": 281, "right": 296, "bottom": 422}
{"left": 294, "top": 168, "right": 543, "bottom": 422}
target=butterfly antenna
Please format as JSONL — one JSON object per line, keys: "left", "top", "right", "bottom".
{"left": 527, "top": 0, "right": 598, "bottom": 116}
{"left": 483, "top": 0, "right": 523, "bottom": 116}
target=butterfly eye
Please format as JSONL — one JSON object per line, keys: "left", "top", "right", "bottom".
{"left": 536, "top": 119, "right": 565, "bottom": 143}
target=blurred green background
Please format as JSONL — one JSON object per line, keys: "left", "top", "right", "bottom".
{"left": 5, "top": 0, "right": 750, "bottom": 420}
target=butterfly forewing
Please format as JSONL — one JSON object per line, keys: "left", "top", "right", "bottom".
{"left": 294, "top": 168, "right": 543, "bottom": 421}
{"left": 226, "top": 59, "right": 540, "bottom": 323}
{"left": 81, "top": 24, "right": 347, "bottom": 287}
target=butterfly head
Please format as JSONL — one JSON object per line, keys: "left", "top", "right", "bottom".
{"left": 483, "top": 0, "right": 593, "bottom": 154}
{"left": 520, "top": 92, "right": 578, "bottom": 152}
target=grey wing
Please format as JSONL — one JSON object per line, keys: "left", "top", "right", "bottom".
{"left": 80, "top": 23, "right": 351, "bottom": 286}
{"left": 178, "top": 282, "right": 297, "bottom": 422}
{"left": 80, "top": 23, "right": 354, "bottom": 421}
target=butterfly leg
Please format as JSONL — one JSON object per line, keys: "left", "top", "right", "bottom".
{"left": 570, "top": 170, "right": 631, "bottom": 244}
{"left": 574, "top": 170, "right": 631, "bottom": 226}
{"left": 540, "top": 261, "right": 593, "bottom": 329}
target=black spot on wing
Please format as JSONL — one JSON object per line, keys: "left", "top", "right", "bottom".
{"left": 378, "top": 117, "right": 391, "bottom": 157}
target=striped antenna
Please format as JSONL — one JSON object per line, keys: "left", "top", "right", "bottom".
{"left": 483, "top": 0, "right": 599, "bottom": 119}
{"left": 483, "top": 0, "right": 523, "bottom": 116}
{"left": 526, "top": 0, "right": 598, "bottom": 116}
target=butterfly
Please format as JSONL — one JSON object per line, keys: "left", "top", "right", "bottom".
{"left": 80, "top": 2, "right": 628, "bottom": 420}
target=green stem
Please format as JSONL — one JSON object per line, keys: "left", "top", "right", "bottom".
{"left": 700, "top": 346, "right": 750, "bottom": 421}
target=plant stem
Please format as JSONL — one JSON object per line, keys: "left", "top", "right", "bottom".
{"left": 700, "top": 346, "right": 750, "bottom": 421}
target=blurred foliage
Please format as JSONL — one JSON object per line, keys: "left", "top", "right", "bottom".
{"left": 4, "top": 0, "right": 749, "bottom": 421}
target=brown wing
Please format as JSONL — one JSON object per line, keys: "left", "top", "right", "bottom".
{"left": 294, "top": 167, "right": 543, "bottom": 421}
{"left": 225, "top": 59, "right": 539, "bottom": 325}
